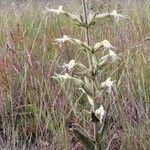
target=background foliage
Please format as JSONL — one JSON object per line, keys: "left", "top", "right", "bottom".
{"left": 0, "top": 0, "right": 150, "bottom": 149}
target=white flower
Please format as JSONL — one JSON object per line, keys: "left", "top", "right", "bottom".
{"left": 109, "top": 49, "right": 118, "bottom": 61}
{"left": 63, "top": 59, "right": 76, "bottom": 70}
{"left": 94, "top": 40, "right": 115, "bottom": 51}
{"left": 55, "top": 35, "right": 70, "bottom": 46}
{"left": 55, "top": 35, "right": 85, "bottom": 48}
{"left": 101, "top": 77, "right": 114, "bottom": 87}
{"left": 63, "top": 73, "right": 70, "bottom": 79}
{"left": 95, "top": 105, "right": 105, "bottom": 123}
{"left": 95, "top": 10, "right": 125, "bottom": 22}
{"left": 110, "top": 10, "right": 125, "bottom": 21}
{"left": 101, "top": 77, "right": 115, "bottom": 93}
{"left": 102, "top": 40, "right": 115, "bottom": 50}
{"left": 45, "top": 5, "right": 65, "bottom": 15}
{"left": 93, "top": 42, "right": 103, "bottom": 51}
{"left": 52, "top": 73, "right": 71, "bottom": 80}
{"left": 45, "top": 5, "right": 80, "bottom": 22}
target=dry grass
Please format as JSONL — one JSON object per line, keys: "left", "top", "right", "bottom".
{"left": 0, "top": 0, "right": 150, "bottom": 149}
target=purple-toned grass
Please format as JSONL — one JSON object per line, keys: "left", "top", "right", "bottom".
{"left": 0, "top": 0, "right": 150, "bottom": 149}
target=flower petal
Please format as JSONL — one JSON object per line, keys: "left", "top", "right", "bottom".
{"left": 109, "top": 50, "right": 118, "bottom": 61}
{"left": 95, "top": 105, "right": 105, "bottom": 123}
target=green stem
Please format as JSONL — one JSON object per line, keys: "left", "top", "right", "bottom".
{"left": 82, "top": 0, "right": 91, "bottom": 67}
{"left": 92, "top": 77, "right": 99, "bottom": 150}
{"left": 82, "top": 0, "right": 99, "bottom": 149}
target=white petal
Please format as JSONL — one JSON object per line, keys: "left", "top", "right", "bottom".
{"left": 102, "top": 40, "right": 114, "bottom": 49}
{"left": 94, "top": 42, "right": 103, "bottom": 51}
{"left": 94, "top": 40, "right": 115, "bottom": 51}
{"left": 110, "top": 10, "right": 125, "bottom": 21}
{"left": 45, "top": 7, "right": 57, "bottom": 13}
{"left": 109, "top": 50, "right": 118, "bottom": 61}
{"left": 95, "top": 105, "right": 105, "bottom": 123}
{"left": 63, "top": 35, "right": 70, "bottom": 41}
{"left": 58, "top": 6, "right": 64, "bottom": 12}
{"left": 45, "top": 5, "right": 65, "bottom": 15}
{"left": 55, "top": 35, "right": 70, "bottom": 46}
{"left": 62, "top": 59, "right": 76, "bottom": 70}
{"left": 101, "top": 77, "right": 114, "bottom": 88}
{"left": 63, "top": 73, "right": 70, "bottom": 79}
{"left": 67, "top": 59, "right": 76, "bottom": 70}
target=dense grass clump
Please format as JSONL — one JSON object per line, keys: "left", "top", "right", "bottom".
{"left": 0, "top": 0, "right": 150, "bottom": 149}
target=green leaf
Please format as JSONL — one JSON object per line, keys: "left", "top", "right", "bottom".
{"left": 71, "top": 125, "right": 95, "bottom": 150}
{"left": 81, "top": 84, "right": 92, "bottom": 97}
{"left": 81, "top": 43, "right": 92, "bottom": 52}
{"left": 88, "top": 20, "right": 96, "bottom": 27}
{"left": 84, "top": 76, "right": 91, "bottom": 90}
{"left": 79, "top": 15, "right": 85, "bottom": 25}
{"left": 92, "top": 54, "right": 97, "bottom": 69}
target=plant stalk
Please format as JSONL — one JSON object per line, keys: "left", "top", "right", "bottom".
{"left": 82, "top": 0, "right": 91, "bottom": 67}
{"left": 82, "top": 0, "right": 99, "bottom": 149}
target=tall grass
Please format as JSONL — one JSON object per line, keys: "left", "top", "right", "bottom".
{"left": 0, "top": 0, "right": 150, "bottom": 149}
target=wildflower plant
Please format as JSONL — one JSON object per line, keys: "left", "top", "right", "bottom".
{"left": 46, "top": 1, "right": 125, "bottom": 149}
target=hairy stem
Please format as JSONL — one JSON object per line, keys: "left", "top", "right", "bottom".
{"left": 82, "top": 0, "right": 90, "bottom": 45}
{"left": 92, "top": 77, "right": 99, "bottom": 150}
{"left": 82, "top": 0, "right": 99, "bottom": 149}
{"left": 82, "top": 0, "right": 91, "bottom": 67}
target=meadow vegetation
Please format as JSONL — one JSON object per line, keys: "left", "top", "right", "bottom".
{"left": 0, "top": 0, "right": 150, "bottom": 149}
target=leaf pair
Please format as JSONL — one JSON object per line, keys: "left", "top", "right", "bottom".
{"left": 71, "top": 104, "right": 110, "bottom": 150}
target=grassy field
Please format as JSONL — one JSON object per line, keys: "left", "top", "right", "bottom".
{"left": 0, "top": 0, "right": 150, "bottom": 149}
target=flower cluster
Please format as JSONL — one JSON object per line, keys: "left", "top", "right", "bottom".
{"left": 46, "top": 5, "right": 125, "bottom": 26}
{"left": 46, "top": 3, "right": 125, "bottom": 149}
{"left": 47, "top": 4, "right": 124, "bottom": 126}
